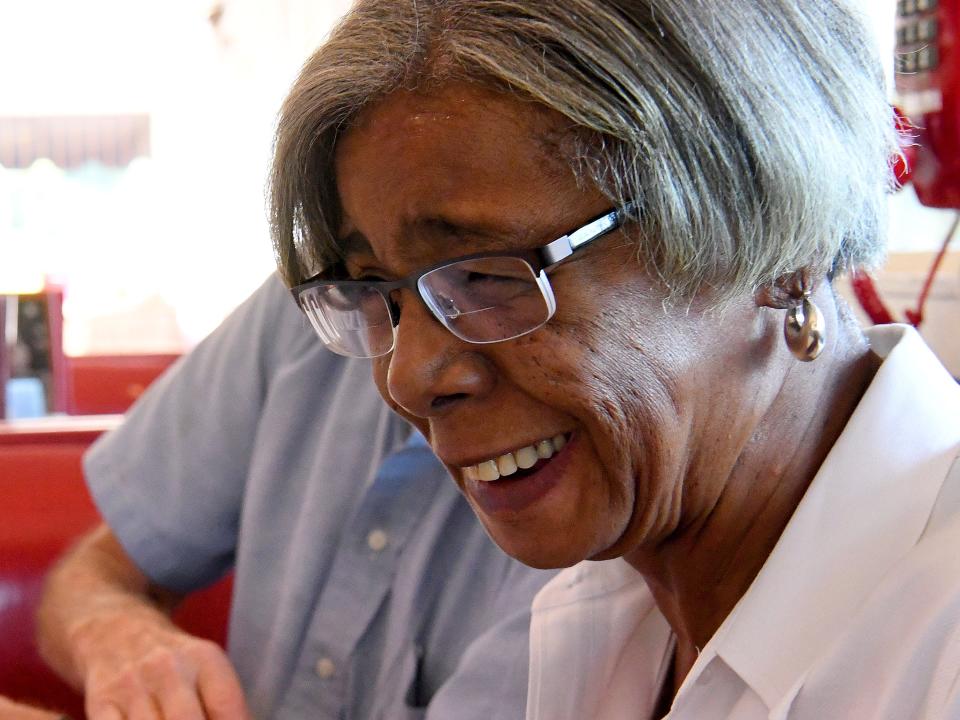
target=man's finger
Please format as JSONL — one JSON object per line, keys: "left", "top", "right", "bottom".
{"left": 125, "top": 692, "right": 161, "bottom": 720}
{"left": 88, "top": 704, "right": 124, "bottom": 720}
{"left": 155, "top": 670, "right": 208, "bottom": 720}
{"left": 195, "top": 651, "right": 251, "bottom": 720}
{"left": 136, "top": 647, "right": 207, "bottom": 720}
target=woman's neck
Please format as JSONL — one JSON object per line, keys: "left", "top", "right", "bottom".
{"left": 625, "top": 294, "right": 881, "bottom": 690}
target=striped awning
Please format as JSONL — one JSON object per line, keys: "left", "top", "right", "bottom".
{"left": 0, "top": 114, "right": 150, "bottom": 169}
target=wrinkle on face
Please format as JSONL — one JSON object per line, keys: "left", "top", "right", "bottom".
{"left": 334, "top": 80, "right": 793, "bottom": 572}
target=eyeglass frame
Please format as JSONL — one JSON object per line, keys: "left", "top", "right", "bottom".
{"left": 289, "top": 202, "right": 636, "bottom": 356}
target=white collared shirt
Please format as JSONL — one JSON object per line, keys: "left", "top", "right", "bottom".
{"left": 527, "top": 326, "right": 960, "bottom": 720}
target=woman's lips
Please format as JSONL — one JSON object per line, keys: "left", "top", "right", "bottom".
{"left": 463, "top": 433, "right": 576, "bottom": 516}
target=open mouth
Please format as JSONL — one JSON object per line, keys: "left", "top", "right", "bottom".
{"left": 459, "top": 433, "right": 575, "bottom": 516}
{"left": 461, "top": 433, "right": 568, "bottom": 482}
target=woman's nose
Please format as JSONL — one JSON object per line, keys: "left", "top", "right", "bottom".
{"left": 383, "top": 291, "right": 496, "bottom": 419}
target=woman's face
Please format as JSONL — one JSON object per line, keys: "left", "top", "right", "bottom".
{"left": 334, "top": 83, "right": 780, "bottom": 568}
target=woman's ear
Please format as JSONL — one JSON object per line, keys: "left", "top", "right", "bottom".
{"left": 754, "top": 268, "right": 817, "bottom": 310}
{"left": 755, "top": 267, "right": 828, "bottom": 361}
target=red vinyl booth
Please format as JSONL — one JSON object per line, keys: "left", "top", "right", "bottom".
{"left": 65, "top": 354, "right": 181, "bottom": 416}
{"left": 0, "top": 416, "right": 232, "bottom": 719}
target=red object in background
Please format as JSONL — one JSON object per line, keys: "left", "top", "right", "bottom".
{"left": 0, "top": 296, "right": 7, "bottom": 420}
{"left": 851, "top": 271, "right": 898, "bottom": 325}
{"left": 0, "top": 417, "right": 232, "bottom": 719}
{"left": 892, "top": 106, "right": 919, "bottom": 187}
{"left": 850, "top": 215, "right": 957, "bottom": 327}
{"left": 896, "top": 0, "right": 960, "bottom": 207}
{"left": 43, "top": 290, "right": 67, "bottom": 415}
{"left": 855, "top": 3, "right": 960, "bottom": 328}
{"left": 3, "top": 292, "right": 179, "bottom": 419}
{"left": 65, "top": 354, "right": 180, "bottom": 415}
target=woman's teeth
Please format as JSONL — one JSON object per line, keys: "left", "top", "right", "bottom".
{"left": 463, "top": 434, "right": 567, "bottom": 482}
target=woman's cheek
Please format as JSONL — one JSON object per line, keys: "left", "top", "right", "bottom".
{"left": 371, "top": 357, "right": 391, "bottom": 405}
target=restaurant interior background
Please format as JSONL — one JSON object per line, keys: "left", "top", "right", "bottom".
{"left": 0, "top": 0, "right": 957, "bottom": 419}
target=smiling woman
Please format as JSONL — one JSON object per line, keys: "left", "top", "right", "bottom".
{"left": 268, "top": 2, "right": 960, "bottom": 719}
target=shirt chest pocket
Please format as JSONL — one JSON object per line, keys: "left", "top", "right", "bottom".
{"left": 370, "top": 642, "right": 428, "bottom": 720}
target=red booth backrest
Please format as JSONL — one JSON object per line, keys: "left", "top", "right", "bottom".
{"left": 0, "top": 417, "right": 232, "bottom": 719}
{"left": 65, "top": 354, "right": 181, "bottom": 415}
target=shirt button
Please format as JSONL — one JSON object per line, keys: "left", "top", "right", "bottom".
{"left": 367, "top": 529, "right": 389, "bottom": 552}
{"left": 315, "top": 657, "right": 336, "bottom": 679}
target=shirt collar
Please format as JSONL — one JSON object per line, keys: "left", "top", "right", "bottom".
{"left": 691, "top": 325, "right": 960, "bottom": 711}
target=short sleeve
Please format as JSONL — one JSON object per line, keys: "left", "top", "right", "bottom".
{"left": 84, "top": 273, "right": 318, "bottom": 592}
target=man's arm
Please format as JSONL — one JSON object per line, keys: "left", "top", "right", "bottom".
{"left": 36, "top": 524, "right": 250, "bottom": 720}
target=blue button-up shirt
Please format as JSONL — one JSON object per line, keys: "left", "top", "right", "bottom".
{"left": 87, "top": 274, "right": 555, "bottom": 719}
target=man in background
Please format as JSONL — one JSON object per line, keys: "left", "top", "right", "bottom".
{"left": 37, "top": 274, "right": 554, "bottom": 719}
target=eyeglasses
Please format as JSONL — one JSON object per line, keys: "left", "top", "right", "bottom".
{"left": 290, "top": 204, "right": 633, "bottom": 358}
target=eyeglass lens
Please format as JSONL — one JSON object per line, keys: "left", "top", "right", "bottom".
{"left": 298, "top": 256, "right": 553, "bottom": 357}
{"left": 300, "top": 284, "right": 394, "bottom": 357}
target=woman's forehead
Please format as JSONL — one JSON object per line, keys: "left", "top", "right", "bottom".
{"left": 338, "top": 82, "right": 574, "bottom": 184}
{"left": 333, "top": 84, "right": 586, "bottom": 251}
{"left": 348, "top": 82, "right": 560, "bottom": 137}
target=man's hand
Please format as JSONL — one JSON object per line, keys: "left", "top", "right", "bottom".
{"left": 0, "top": 695, "right": 67, "bottom": 720}
{"left": 76, "top": 614, "right": 250, "bottom": 720}
{"left": 36, "top": 525, "right": 251, "bottom": 720}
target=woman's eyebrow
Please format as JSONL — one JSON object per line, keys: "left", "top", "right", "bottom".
{"left": 406, "top": 215, "right": 534, "bottom": 253}
{"left": 336, "top": 214, "right": 541, "bottom": 267}
{"left": 336, "top": 230, "right": 374, "bottom": 259}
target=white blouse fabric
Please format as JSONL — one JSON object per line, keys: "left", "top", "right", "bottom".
{"left": 526, "top": 325, "right": 960, "bottom": 720}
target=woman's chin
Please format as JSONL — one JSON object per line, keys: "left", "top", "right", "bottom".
{"left": 474, "top": 508, "right": 618, "bottom": 569}
{"left": 458, "top": 433, "right": 634, "bottom": 567}
{"left": 486, "top": 526, "right": 593, "bottom": 569}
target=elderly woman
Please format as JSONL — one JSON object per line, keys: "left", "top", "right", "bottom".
{"left": 269, "top": 1, "right": 960, "bottom": 718}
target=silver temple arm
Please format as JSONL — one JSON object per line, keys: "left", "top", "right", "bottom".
{"left": 539, "top": 205, "right": 630, "bottom": 267}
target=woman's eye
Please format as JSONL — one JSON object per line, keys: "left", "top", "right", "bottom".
{"left": 348, "top": 268, "right": 389, "bottom": 282}
{"left": 466, "top": 271, "right": 526, "bottom": 284}
{"left": 344, "top": 255, "right": 389, "bottom": 282}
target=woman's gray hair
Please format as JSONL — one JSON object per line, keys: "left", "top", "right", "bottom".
{"left": 270, "top": 0, "right": 898, "bottom": 302}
